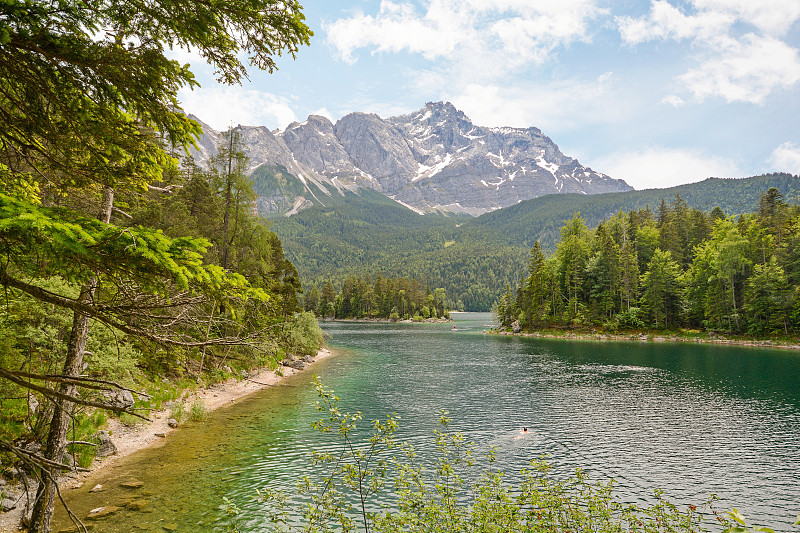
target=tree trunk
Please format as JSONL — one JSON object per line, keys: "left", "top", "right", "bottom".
{"left": 220, "top": 131, "right": 234, "bottom": 270}
{"left": 28, "top": 187, "right": 114, "bottom": 532}
{"left": 730, "top": 274, "right": 740, "bottom": 331}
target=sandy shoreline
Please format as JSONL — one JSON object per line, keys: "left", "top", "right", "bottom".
{"left": 0, "top": 348, "right": 333, "bottom": 532}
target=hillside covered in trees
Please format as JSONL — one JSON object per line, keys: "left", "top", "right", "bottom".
{"left": 272, "top": 173, "right": 800, "bottom": 312}
{"left": 497, "top": 188, "right": 800, "bottom": 337}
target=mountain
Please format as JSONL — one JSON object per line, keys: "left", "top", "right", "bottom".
{"left": 269, "top": 173, "right": 800, "bottom": 311}
{"left": 188, "top": 102, "right": 632, "bottom": 217}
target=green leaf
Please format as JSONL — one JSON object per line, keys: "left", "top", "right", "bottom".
{"left": 729, "top": 508, "right": 747, "bottom": 526}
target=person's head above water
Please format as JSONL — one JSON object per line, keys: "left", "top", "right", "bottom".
{"left": 522, "top": 427, "right": 528, "bottom": 433}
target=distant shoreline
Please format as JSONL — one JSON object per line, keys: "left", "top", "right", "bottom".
{"left": 322, "top": 317, "right": 452, "bottom": 323}
{"left": 492, "top": 329, "right": 800, "bottom": 351}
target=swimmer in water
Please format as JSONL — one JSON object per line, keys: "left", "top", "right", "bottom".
{"left": 514, "top": 427, "right": 529, "bottom": 439}
{"left": 521, "top": 427, "right": 528, "bottom": 434}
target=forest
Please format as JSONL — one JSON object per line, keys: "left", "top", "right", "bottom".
{"left": 304, "top": 274, "right": 450, "bottom": 321}
{"left": 272, "top": 173, "right": 800, "bottom": 312}
{"left": 0, "top": 1, "right": 317, "bottom": 531}
{"left": 497, "top": 189, "right": 800, "bottom": 336}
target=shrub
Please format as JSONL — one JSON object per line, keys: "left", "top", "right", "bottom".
{"left": 283, "top": 311, "right": 324, "bottom": 356}
{"left": 615, "top": 307, "right": 646, "bottom": 330}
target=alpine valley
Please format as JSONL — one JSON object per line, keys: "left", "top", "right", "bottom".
{"left": 187, "top": 104, "right": 800, "bottom": 312}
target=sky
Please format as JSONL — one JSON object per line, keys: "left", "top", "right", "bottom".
{"left": 175, "top": 0, "right": 800, "bottom": 191}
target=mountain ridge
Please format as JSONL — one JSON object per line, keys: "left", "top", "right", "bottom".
{"left": 188, "top": 101, "right": 632, "bottom": 217}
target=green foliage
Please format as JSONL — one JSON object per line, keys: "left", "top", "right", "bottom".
{"left": 307, "top": 274, "right": 451, "bottom": 321}
{"left": 271, "top": 174, "right": 800, "bottom": 311}
{"left": 169, "top": 402, "right": 185, "bottom": 424}
{"left": 188, "top": 401, "right": 207, "bottom": 422}
{"left": 723, "top": 508, "right": 776, "bottom": 533}
{"left": 257, "top": 381, "right": 748, "bottom": 533}
{"left": 1, "top": 0, "right": 311, "bottom": 195}
{"left": 613, "top": 307, "right": 645, "bottom": 330}
{"left": 639, "top": 249, "right": 685, "bottom": 328}
{"left": 283, "top": 312, "right": 325, "bottom": 355}
{"left": 510, "top": 188, "right": 800, "bottom": 336}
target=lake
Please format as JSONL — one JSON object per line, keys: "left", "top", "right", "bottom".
{"left": 56, "top": 312, "right": 800, "bottom": 532}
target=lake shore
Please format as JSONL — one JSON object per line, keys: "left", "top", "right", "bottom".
{"left": 325, "top": 316, "right": 452, "bottom": 323}
{"left": 0, "top": 347, "right": 334, "bottom": 532}
{"left": 493, "top": 329, "right": 800, "bottom": 350}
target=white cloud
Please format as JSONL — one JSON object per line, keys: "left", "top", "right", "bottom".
{"left": 324, "top": 0, "right": 604, "bottom": 70}
{"left": 591, "top": 147, "right": 742, "bottom": 190}
{"left": 770, "top": 142, "right": 800, "bottom": 175}
{"left": 178, "top": 87, "right": 297, "bottom": 131}
{"left": 676, "top": 35, "right": 800, "bottom": 104}
{"left": 693, "top": 0, "right": 800, "bottom": 36}
{"left": 618, "top": 0, "right": 800, "bottom": 104}
{"left": 448, "top": 73, "right": 629, "bottom": 133}
{"left": 617, "top": 0, "right": 731, "bottom": 44}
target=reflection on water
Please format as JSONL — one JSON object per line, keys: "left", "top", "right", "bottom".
{"left": 56, "top": 313, "right": 800, "bottom": 532}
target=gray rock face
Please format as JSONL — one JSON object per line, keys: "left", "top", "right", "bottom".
{"left": 280, "top": 359, "right": 305, "bottom": 370}
{"left": 383, "top": 102, "right": 631, "bottom": 213}
{"left": 282, "top": 115, "right": 374, "bottom": 189}
{"left": 94, "top": 430, "right": 117, "bottom": 458}
{"left": 334, "top": 112, "right": 418, "bottom": 192}
{"left": 107, "top": 389, "right": 134, "bottom": 409}
{"left": 1, "top": 497, "right": 16, "bottom": 512}
{"left": 188, "top": 102, "right": 632, "bottom": 216}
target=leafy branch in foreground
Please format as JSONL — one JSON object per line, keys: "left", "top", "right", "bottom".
{"left": 254, "top": 380, "right": 786, "bottom": 533}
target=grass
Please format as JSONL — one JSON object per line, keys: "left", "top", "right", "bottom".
{"left": 188, "top": 401, "right": 207, "bottom": 422}
{"left": 66, "top": 409, "right": 109, "bottom": 468}
{"left": 169, "top": 401, "right": 185, "bottom": 424}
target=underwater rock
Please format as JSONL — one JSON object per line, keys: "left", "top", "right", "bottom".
{"left": 124, "top": 498, "right": 149, "bottom": 511}
{"left": 87, "top": 505, "right": 121, "bottom": 519}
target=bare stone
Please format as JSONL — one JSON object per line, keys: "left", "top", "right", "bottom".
{"left": 167, "top": 418, "right": 178, "bottom": 428}
{"left": 1, "top": 497, "right": 16, "bottom": 512}
{"left": 89, "top": 484, "right": 105, "bottom": 493}
{"left": 87, "top": 505, "right": 122, "bottom": 519}
{"left": 281, "top": 359, "right": 305, "bottom": 370}
{"left": 94, "top": 430, "right": 117, "bottom": 458}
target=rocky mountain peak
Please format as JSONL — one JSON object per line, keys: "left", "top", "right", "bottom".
{"left": 188, "top": 102, "right": 632, "bottom": 218}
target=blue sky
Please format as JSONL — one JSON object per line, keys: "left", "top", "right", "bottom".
{"left": 175, "top": 0, "right": 800, "bottom": 190}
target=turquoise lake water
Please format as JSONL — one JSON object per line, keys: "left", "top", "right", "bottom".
{"left": 56, "top": 313, "right": 800, "bottom": 532}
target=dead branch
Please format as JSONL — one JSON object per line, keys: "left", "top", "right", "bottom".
{"left": 111, "top": 206, "right": 133, "bottom": 219}
{"left": 0, "top": 367, "right": 151, "bottom": 421}
{"left": 5, "top": 370, "right": 150, "bottom": 398}
{"left": 147, "top": 184, "right": 182, "bottom": 194}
